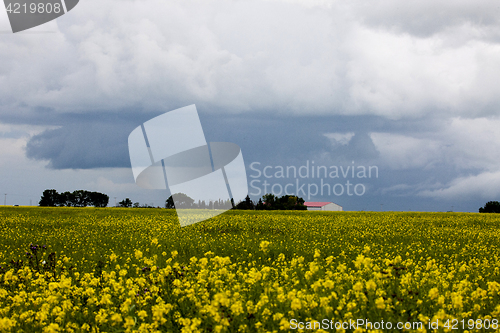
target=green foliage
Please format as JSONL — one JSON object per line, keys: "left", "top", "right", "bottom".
{"left": 39, "top": 189, "right": 109, "bottom": 207}
{"left": 235, "top": 195, "right": 255, "bottom": 210}
{"left": 234, "top": 194, "right": 306, "bottom": 210}
{"left": 257, "top": 193, "right": 306, "bottom": 210}
{"left": 479, "top": 201, "right": 500, "bottom": 213}
{"left": 118, "top": 198, "right": 133, "bottom": 208}
{"left": 165, "top": 193, "right": 232, "bottom": 209}
{"left": 38, "top": 189, "right": 59, "bottom": 207}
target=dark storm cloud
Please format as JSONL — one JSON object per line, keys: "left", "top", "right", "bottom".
{"left": 23, "top": 110, "right": 387, "bottom": 171}
{"left": 23, "top": 113, "right": 141, "bottom": 169}
{"left": 26, "top": 122, "right": 130, "bottom": 169}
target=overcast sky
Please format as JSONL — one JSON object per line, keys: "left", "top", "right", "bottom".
{"left": 1, "top": 0, "right": 500, "bottom": 211}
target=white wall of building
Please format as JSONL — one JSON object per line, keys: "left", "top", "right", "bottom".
{"left": 321, "top": 203, "right": 342, "bottom": 211}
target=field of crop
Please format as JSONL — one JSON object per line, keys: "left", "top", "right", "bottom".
{"left": 1, "top": 207, "right": 500, "bottom": 332}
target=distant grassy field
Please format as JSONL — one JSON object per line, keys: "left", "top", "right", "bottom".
{"left": 1, "top": 207, "right": 500, "bottom": 332}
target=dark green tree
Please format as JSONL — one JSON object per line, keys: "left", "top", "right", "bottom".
{"left": 118, "top": 198, "right": 133, "bottom": 208}
{"left": 39, "top": 189, "right": 60, "bottom": 207}
{"left": 235, "top": 195, "right": 255, "bottom": 210}
{"left": 262, "top": 193, "right": 276, "bottom": 209}
{"left": 58, "top": 191, "right": 75, "bottom": 207}
{"left": 39, "top": 189, "right": 108, "bottom": 207}
{"left": 479, "top": 201, "right": 500, "bottom": 213}
{"left": 165, "top": 196, "right": 175, "bottom": 209}
{"left": 72, "top": 190, "right": 91, "bottom": 207}
{"left": 256, "top": 193, "right": 306, "bottom": 210}
{"left": 89, "top": 191, "right": 109, "bottom": 207}
{"left": 255, "top": 198, "right": 265, "bottom": 210}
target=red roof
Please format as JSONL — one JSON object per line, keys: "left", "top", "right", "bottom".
{"left": 304, "top": 202, "right": 333, "bottom": 207}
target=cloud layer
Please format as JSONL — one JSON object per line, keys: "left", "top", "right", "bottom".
{"left": 2, "top": 0, "right": 500, "bottom": 119}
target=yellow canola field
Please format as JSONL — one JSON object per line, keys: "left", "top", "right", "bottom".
{"left": 1, "top": 207, "right": 500, "bottom": 332}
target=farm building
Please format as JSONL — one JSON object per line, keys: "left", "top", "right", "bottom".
{"left": 304, "top": 202, "right": 343, "bottom": 211}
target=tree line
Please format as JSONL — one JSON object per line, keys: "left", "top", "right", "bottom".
{"left": 39, "top": 189, "right": 109, "bottom": 207}
{"left": 163, "top": 193, "right": 306, "bottom": 210}
{"left": 39, "top": 188, "right": 306, "bottom": 211}
{"left": 234, "top": 193, "right": 307, "bottom": 210}
{"left": 165, "top": 193, "right": 234, "bottom": 209}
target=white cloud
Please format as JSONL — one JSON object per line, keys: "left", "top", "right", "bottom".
{"left": 419, "top": 171, "right": 500, "bottom": 200}
{"left": 370, "top": 132, "right": 442, "bottom": 169}
{"left": 2, "top": 0, "right": 500, "bottom": 119}
{"left": 324, "top": 132, "right": 355, "bottom": 146}
{"left": 371, "top": 117, "right": 500, "bottom": 171}
{"left": 370, "top": 117, "right": 500, "bottom": 200}
{"left": 442, "top": 117, "right": 500, "bottom": 171}
{"left": 348, "top": 0, "right": 500, "bottom": 38}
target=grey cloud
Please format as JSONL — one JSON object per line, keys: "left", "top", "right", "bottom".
{"left": 25, "top": 120, "right": 131, "bottom": 169}
{"left": 350, "top": 0, "right": 500, "bottom": 37}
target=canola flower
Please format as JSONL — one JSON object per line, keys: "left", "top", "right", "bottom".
{"left": 0, "top": 207, "right": 500, "bottom": 332}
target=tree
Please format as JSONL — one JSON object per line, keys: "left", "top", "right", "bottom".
{"left": 281, "top": 195, "right": 306, "bottom": 210}
{"left": 72, "top": 190, "right": 91, "bottom": 207}
{"left": 39, "top": 189, "right": 109, "bottom": 207}
{"left": 255, "top": 193, "right": 307, "bottom": 210}
{"left": 118, "top": 198, "right": 133, "bottom": 208}
{"left": 39, "top": 189, "right": 60, "bottom": 207}
{"left": 89, "top": 192, "right": 109, "bottom": 207}
{"left": 165, "top": 196, "right": 175, "bottom": 209}
{"left": 235, "top": 195, "right": 255, "bottom": 210}
{"left": 166, "top": 193, "right": 195, "bottom": 209}
{"left": 479, "top": 201, "right": 500, "bottom": 213}
{"left": 262, "top": 193, "right": 276, "bottom": 209}
{"left": 58, "top": 191, "right": 75, "bottom": 207}
{"left": 255, "top": 198, "right": 265, "bottom": 210}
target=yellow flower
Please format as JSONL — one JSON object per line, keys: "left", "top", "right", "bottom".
{"left": 279, "top": 318, "right": 290, "bottom": 330}
{"left": 353, "top": 282, "right": 364, "bottom": 292}
{"left": 451, "top": 294, "right": 463, "bottom": 309}
{"left": 291, "top": 298, "right": 302, "bottom": 310}
{"left": 366, "top": 280, "right": 377, "bottom": 291}
{"left": 0, "top": 318, "right": 16, "bottom": 331}
{"left": 111, "top": 313, "right": 123, "bottom": 324}
{"left": 375, "top": 297, "right": 385, "bottom": 310}
{"left": 124, "top": 316, "right": 135, "bottom": 329}
{"left": 137, "top": 310, "right": 148, "bottom": 320}
{"left": 259, "top": 241, "right": 270, "bottom": 252}
{"left": 43, "top": 323, "right": 60, "bottom": 333}
{"left": 230, "top": 301, "right": 244, "bottom": 316}
{"left": 429, "top": 287, "right": 439, "bottom": 300}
